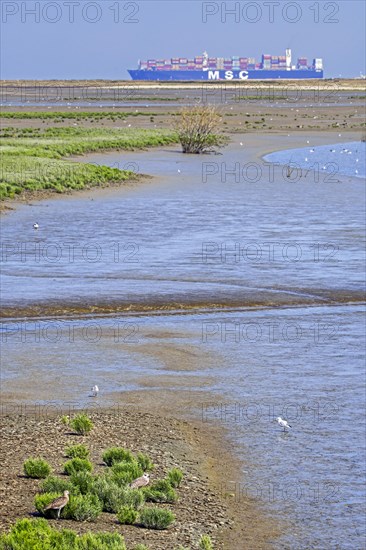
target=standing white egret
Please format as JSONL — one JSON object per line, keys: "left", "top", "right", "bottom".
{"left": 276, "top": 417, "right": 292, "bottom": 432}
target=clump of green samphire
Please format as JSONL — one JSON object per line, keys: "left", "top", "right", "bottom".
{"left": 143, "top": 479, "right": 178, "bottom": 504}
{"left": 41, "top": 476, "right": 76, "bottom": 495}
{"left": 64, "top": 458, "right": 93, "bottom": 476}
{"left": 70, "top": 413, "right": 94, "bottom": 435}
{"left": 117, "top": 505, "right": 139, "bottom": 525}
{"left": 136, "top": 452, "right": 155, "bottom": 472}
{"left": 65, "top": 443, "right": 90, "bottom": 459}
{"left": 92, "top": 477, "right": 145, "bottom": 513}
{"left": 63, "top": 494, "right": 102, "bottom": 522}
{"left": 139, "top": 506, "right": 175, "bottom": 530}
{"left": 23, "top": 458, "right": 52, "bottom": 479}
{"left": 102, "top": 447, "right": 134, "bottom": 466}
{"left": 110, "top": 461, "right": 143, "bottom": 485}
{"left": 35, "top": 492, "right": 102, "bottom": 522}
{"left": 61, "top": 415, "right": 70, "bottom": 426}
{"left": 70, "top": 471, "right": 95, "bottom": 495}
{"left": 199, "top": 534, "right": 214, "bottom": 550}
{"left": 0, "top": 518, "right": 126, "bottom": 548}
{"left": 167, "top": 467, "right": 184, "bottom": 488}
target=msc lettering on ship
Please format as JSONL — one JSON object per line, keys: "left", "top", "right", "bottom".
{"left": 208, "top": 70, "right": 249, "bottom": 80}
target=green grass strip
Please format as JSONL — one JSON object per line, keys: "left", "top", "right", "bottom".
{"left": 0, "top": 126, "right": 178, "bottom": 199}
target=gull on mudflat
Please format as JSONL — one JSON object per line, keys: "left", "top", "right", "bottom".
{"left": 44, "top": 490, "right": 69, "bottom": 519}
{"left": 130, "top": 473, "right": 150, "bottom": 489}
{"left": 33, "top": 223, "right": 39, "bottom": 230}
{"left": 309, "top": 149, "right": 315, "bottom": 153}
{"left": 91, "top": 385, "right": 99, "bottom": 397}
{"left": 276, "top": 417, "right": 292, "bottom": 432}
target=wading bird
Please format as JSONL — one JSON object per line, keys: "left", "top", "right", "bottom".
{"left": 44, "top": 490, "right": 69, "bottom": 519}
{"left": 91, "top": 385, "right": 99, "bottom": 397}
{"left": 276, "top": 417, "right": 292, "bottom": 432}
{"left": 129, "top": 473, "right": 150, "bottom": 489}
{"left": 33, "top": 223, "right": 39, "bottom": 230}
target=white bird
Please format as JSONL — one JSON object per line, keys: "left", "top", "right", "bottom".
{"left": 129, "top": 472, "right": 150, "bottom": 489}
{"left": 91, "top": 385, "right": 99, "bottom": 397}
{"left": 306, "top": 140, "right": 310, "bottom": 144}
{"left": 309, "top": 149, "right": 315, "bottom": 153}
{"left": 305, "top": 157, "right": 308, "bottom": 162}
{"left": 33, "top": 223, "right": 39, "bottom": 230}
{"left": 240, "top": 142, "right": 243, "bottom": 146}
{"left": 276, "top": 417, "right": 292, "bottom": 432}
{"left": 330, "top": 149, "right": 336, "bottom": 153}
{"left": 44, "top": 490, "right": 69, "bottom": 519}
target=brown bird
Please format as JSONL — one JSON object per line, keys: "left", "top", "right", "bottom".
{"left": 129, "top": 473, "right": 150, "bottom": 489}
{"left": 44, "top": 490, "right": 69, "bottom": 519}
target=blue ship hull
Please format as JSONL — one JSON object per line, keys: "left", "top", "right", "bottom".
{"left": 128, "top": 69, "right": 323, "bottom": 81}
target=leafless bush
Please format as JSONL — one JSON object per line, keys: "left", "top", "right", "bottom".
{"left": 174, "top": 106, "right": 229, "bottom": 154}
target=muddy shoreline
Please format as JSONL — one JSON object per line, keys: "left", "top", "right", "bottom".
{"left": 1, "top": 290, "right": 364, "bottom": 319}
{"left": 0, "top": 407, "right": 280, "bottom": 549}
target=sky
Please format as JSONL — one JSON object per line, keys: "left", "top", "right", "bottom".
{"left": 1, "top": 0, "right": 365, "bottom": 79}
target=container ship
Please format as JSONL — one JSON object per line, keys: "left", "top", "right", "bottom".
{"left": 128, "top": 49, "right": 323, "bottom": 81}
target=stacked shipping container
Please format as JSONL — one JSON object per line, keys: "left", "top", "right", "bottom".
{"left": 139, "top": 53, "right": 318, "bottom": 71}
